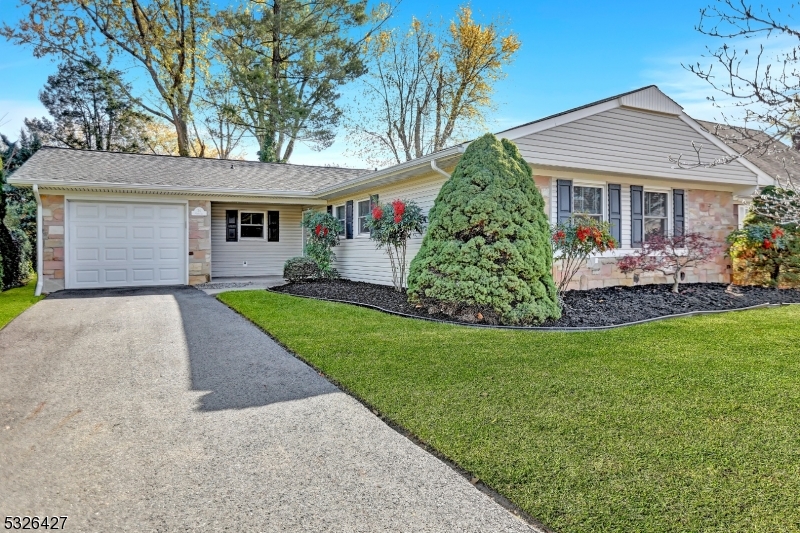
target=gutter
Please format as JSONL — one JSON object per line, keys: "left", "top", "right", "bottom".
{"left": 7, "top": 179, "right": 323, "bottom": 200}
{"left": 33, "top": 184, "right": 43, "bottom": 296}
{"left": 430, "top": 159, "right": 451, "bottom": 178}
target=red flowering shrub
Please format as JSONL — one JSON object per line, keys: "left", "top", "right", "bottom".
{"left": 617, "top": 232, "right": 720, "bottom": 293}
{"left": 551, "top": 216, "right": 617, "bottom": 294}
{"left": 365, "top": 199, "right": 426, "bottom": 291}
{"left": 301, "top": 211, "right": 342, "bottom": 278}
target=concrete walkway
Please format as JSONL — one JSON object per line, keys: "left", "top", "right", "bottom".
{"left": 0, "top": 287, "right": 537, "bottom": 532}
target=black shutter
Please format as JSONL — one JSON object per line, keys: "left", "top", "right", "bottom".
{"left": 608, "top": 184, "right": 622, "bottom": 245}
{"left": 326, "top": 205, "right": 333, "bottom": 215}
{"left": 556, "top": 179, "right": 573, "bottom": 224}
{"left": 345, "top": 200, "right": 354, "bottom": 239}
{"left": 631, "top": 185, "right": 644, "bottom": 248}
{"left": 369, "top": 194, "right": 379, "bottom": 237}
{"left": 673, "top": 189, "right": 685, "bottom": 237}
{"left": 267, "top": 210, "right": 279, "bottom": 242}
{"left": 226, "top": 210, "right": 238, "bottom": 242}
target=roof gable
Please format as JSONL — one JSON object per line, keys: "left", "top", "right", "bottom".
{"left": 618, "top": 86, "right": 683, "bottom": 115}
{"left": 511, "top": 105, "right": 760, "bottom": 185}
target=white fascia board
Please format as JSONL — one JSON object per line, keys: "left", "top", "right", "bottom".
{"left": 314, "top": 145, "right": 465, "bottom": 198}
{"left": 496, "top": 99, "right": 622, "bottom": 141}
{"left": 678, "top": 113, "right": 774, "bottom": 186}
{"left": 9, "top": 179, "right": 326, "bottom": 203}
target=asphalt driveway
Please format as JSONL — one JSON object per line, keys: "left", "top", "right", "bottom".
{"left": 0, "top": 287, "right": 536, "bottom": 532}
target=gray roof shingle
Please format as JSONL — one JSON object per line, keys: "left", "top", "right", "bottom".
{"left": 696, "top": 120, "right": 800, "bottom": 182}
{"left": 9, "top": 147, "right": 368, "bottom": 193}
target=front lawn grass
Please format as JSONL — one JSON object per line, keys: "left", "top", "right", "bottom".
{"left": 219, "top": 290, "right": 800, "bottom": 533}
{"left": 0, "top": 277, "right": 43, "bottom": 330}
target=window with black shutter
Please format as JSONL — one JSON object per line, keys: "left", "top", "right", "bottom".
{"left": 267, "top": 211, "right": 279, "bottom": 242}
{"left": 556, "top": 179, "right": 573, "bottom": 224}
{"left": 226, "top": 210, "right": 238, "bottom": 242}
{"left": 631, "top": 185, "right": 643, "bottom": 248}
{"left": 345, "top": 200, "right": 354, "bottom": 239}
{"left": 673, "top": 189, "right": 685, "bottom": 237}
{"left": 608, "top": 184, "right": 622, "bottom": 244}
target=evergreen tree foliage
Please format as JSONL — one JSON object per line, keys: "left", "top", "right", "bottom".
{"left": 2, "top": 130, "right": 41, "bottom": 271}
{"left": 25, "top": 57, "right": 150, "bottom": 152}
{"left": 406, "top": 133, "right": 560, "bottom": 325}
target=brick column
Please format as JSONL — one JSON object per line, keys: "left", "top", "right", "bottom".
{"left": 40, "top": 194, "right": 65, "bottom": 293}
{"left": 188, "top": 200, "right": 212, "bottom": 284}
{"left": 686, "top": 189, "right": 735, "bottom": 283}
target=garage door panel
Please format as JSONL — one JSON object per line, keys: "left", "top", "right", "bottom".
{"left": 76, "top": 225, "right": 100, "bottom": 239}
{"left": 75, "top": 205, "right": 100, "bottom": 219}
{"left": 159, "top": 247, "right": 179, "bottom": 260}
{"left": 159, "top": 268, "right": 180, "bottom": 281}
{"left": 132, "top": 247, "right": 154, "bottom": 260}
{"left": 68, "top": 201, "right": 186, "bottom": 289}
{"left": 106, "top": 226, "right": 127, "bottom": 239}
{"left": 75, "top": 248, "right": 100, "bottom": 261}
{"left": 105, "top": 205, "right": 128, "bottom": 218}
{"left": 159, "top": 206, "right": 182, "bottom": 219}
{"left": 133, "top": 206, "right": 154, "bottom": 219}
{"left": 104, "top": 270, "right": 127, "bottom": 283}
{"left": 132, "top": 226, "right": 155, "bottom": 239}
{"left": 104, "top": 248, "right": 127, "bottom": 261}
{"left": 75, "top": 270, "right": 100, "bottom": 283}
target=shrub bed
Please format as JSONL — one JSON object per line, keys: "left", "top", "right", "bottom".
{"left": 272, "top": 279, "right": 800, "bottom": 328}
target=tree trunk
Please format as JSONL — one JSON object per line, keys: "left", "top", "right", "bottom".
{"left": 175, "top": 115, "right": 191, "bottom": 157}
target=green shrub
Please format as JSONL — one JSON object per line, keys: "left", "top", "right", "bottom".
{"left": 283, "top": 256, "right": 323, "bottom": 282}
{"left": 727, "top": 223, "right": 800, "bottom": 286}
{"left": 301, "top": 211, "right": 342, "bottom": 278}
{"left": 407, "top": 133, "right": 560, "bottom": 325}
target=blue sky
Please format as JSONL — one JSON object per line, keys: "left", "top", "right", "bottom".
{"left": 0, "top": 0, "right": 741, "bottom": 166}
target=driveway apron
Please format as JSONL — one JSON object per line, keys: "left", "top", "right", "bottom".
{"left": 0, "top": 287, "right": 535, "bottom": 532}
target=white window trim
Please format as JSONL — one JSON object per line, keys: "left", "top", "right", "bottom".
{"left": 239, "top": 210, "right": 266, "bottom": 240}
{"left": 334, "top": 204, "right": 346, "bottom": 236}
{"left": 356, "top": 198, "right": 371, "bottom": 236}
{"left": 642, "top": 187, "right": 672, "bottom": 239}
{"left": 572, "top": 180, "right": 607, "bottom": 221}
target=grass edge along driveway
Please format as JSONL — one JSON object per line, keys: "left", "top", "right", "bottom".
{"left": 0, "top": 278, "right": 43, "bottom": 330}
{"left": 219, "top": 290, "right": 800, "bottom": 533}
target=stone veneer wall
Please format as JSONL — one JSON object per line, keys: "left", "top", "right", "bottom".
{"left": 40, "top": 194, "right": 66, "bottom": 293}
{"left": 188, "top": 199, "right": 212, "bottom": 284}
{"left": 552, "top": 188, "right": 735, "bottom": 291}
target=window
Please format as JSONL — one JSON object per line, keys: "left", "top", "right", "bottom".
{"left": 357, "top": 200, "right": 370, "bottom": 234}
{"left": 267, "top": 211, "right": 279, "bottom": 242}
{"left": 644, "top": 191, "right": 668, "bottom": 240}
{"left": 573, "top": 186, "right": 603, "bottom": 221}
{"left": 335, "top": 205, "right": 346, "bottom": 236}
{"left": 240, "top": 212, "right": 264, "bottom": 238}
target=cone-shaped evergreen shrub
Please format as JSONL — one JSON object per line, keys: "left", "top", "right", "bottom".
{"left": 407, "top": 133, "right": 560, "bottom": 325}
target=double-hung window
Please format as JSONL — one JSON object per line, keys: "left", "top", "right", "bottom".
{"left": 644, "top": 191, "right": 668, "bottom": 240}
{"left": 573, "top": 186, "right": 603, "bottom": 221}
{"left": 335, "top": 205, "right": 346, "bottom": 236}
{"left": 357, "top": 200, "right": 371, "bottom": 234}
{"left": 240, "top": 212, "right": 265, "bottom": 238}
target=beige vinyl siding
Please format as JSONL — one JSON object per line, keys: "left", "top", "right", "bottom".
{"left": 211, "top": 202, "right": 303, "bottom": 278}
{"left": 514, "top": 107, "right": 757, "bottom": 185}
{"left": 328, "top": 172, "right": 448, "bottom": 286}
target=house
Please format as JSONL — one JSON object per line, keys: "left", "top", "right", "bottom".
{"left": 697, "top": 120, "right": 800, "bottom": 228}
{"left": 9, "top": 85, "right": 774, "bottom": 295}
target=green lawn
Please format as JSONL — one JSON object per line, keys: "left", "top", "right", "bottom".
{"left": 219, "top": 290, "right": 800, "bottom": 533}
{"left": 0, "top": 278, "right": 44, "bottom": 330}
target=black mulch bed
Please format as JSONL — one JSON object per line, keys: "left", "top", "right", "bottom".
{"left": 271, "top": 279, "right": 800, "bottom": 328}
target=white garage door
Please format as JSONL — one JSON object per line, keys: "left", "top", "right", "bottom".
{"left": 67, "top": 201, "right": 186, "bottom": 289}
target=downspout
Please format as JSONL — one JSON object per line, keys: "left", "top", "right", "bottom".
{"left": 33, "top": 184, "right": 44, "bottom": 296}
{"left": 430, "top": 159, "right": 451, "bottom": 178}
